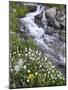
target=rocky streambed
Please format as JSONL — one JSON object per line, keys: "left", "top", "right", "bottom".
{"left": 19, "top": 4, "right": 66, "bottom": 75}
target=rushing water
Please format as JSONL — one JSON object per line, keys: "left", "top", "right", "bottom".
{"left": 20, "top": 5, "right": 65, "bottom": 73}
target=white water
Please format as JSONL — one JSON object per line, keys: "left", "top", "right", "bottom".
{"left": 20, "top": 5, "right": 65, "bottom": 68}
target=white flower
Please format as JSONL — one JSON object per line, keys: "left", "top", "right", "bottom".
{"left": 11, "top": 58, "right": 13, "bottom": 61}
{"left": 39, "top": 65, "right": 42, "bottom": 68}
{"left": 27, "top": 79, "right": 29, "bottom": 82}
{"left": 18, "top": 53, "right": 21, "bottom": 56}
{"left": 48, "top": 71, "right": 50, "bottom": 74}
{"left": 45, "top": 57, "right": 47, "bottom": 61}
{"left": 23, "top": 65, "right": 27, "bottom": 69}
{"left": 55, "top": 77, "right": 57, "bottom": 80}
{"left": 28, "top": 51, "right": 31, "bottom": 55}
{"left": 35, "top": 72, "right": 38, "bottom": 76}
{"left": 10, "top": 68, "right": 13, "bottom": 72}
{"left": 28, "top": 70, "right": 30, "bottom": 73}
{"left": 13, "top": 52, "right": 16, "bottom": 54}
{"left": 39, "top": 52, "right": 41, "bottom": 55}
{"left": 51, "top": 74, "right": 54, "bottom": 79}
{"left": 42, "top": 68, "right": 44, "bottom": 71}
{"left": 52, "top": 70, "right": 54, "bottom": 73}
{"left": 32, "top": 58, "right": 34, "bottom": 60}
{"left": 31, "top": 53, "right": 35, "bottom": 56}
{"left": 18, "top": 59, "right": 23, "bottom": 66}
{"left": 29, "top": 48, "right": 31, "bottom": 51}
{"left": 36, "top": 57, "right": 40, "bottom": 60}
{"left": 25, "top": 53, "right": 28, "bottom": 56}
{"left": 12, "top": 83, "right": 16, "bottom": 88}
{"left": 25, "top": 48, "right": 27, "bottom": 51}
{"left": 49, "top": 68, "right": 52, "bottom": 71}
{"left": 36, "top": 50, "right": 38, "bottom": 54}
{"left": 49, "top": 61, "right": 52, "bottom": 65}
{"left": 10, "top": 54, "right": 12, "bottom": 57}
{"left": 14, "top": 65, "right": 19, "bottom": 72}
{"left": 52, "top": 66, "right": 55, "bottom": 68}
{"left": 53, "top": 80, "right": 55, "bottom": 83}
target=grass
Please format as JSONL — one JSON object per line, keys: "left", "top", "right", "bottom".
{"left": 9, "top": 34, "right": 65, "bottom": 88}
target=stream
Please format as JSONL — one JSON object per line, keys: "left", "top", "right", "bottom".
{"left": 20, "top": 5, "right": 66, "bottom": 74}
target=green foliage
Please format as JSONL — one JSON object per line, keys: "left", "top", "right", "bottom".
{"left": 9, "top": 1, "right": 29, "bottom": 32}
{"left": 46, "top": 4, "right": 65, "bottom": 10}
{"left": 9, "top": 33, "right": 65, "bottom": 89}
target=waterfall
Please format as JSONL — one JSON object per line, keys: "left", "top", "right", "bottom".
{"left": 20, "top": 5, "right": 65, "bottom": 70}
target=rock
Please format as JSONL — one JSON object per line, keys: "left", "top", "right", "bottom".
{"left": 56, "top": 10, "right": 65, "bottom": 21}
{"left": 47, "top": 17, "right": 60, "bottom": 29}
{"left": 28, "top": 6, "right": 37, "bottom": 12}
{"left": 60, "top": 20, "right": 65, "bottom": 27}
{"left": 45, "top": 26, "right": 56, "bottom": 35}
{"left": 35, "top": 14, "right": 44, "bottom": 27}
{"left": 54, "top": 19, "right": 60, "bottom": 28}
{"left": 59, "top": 30, "right": 66, "bottom": 42}
{"left": 45, "top": 7, "right": 56, "bottom": 18}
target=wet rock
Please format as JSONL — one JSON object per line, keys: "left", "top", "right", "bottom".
{"left": 60, "top": 20, "right": 65, "bottom": 28}
{"left": 35, "top": 14, "right": 44, "bottom": 27}
{"left": 45, "top": 26, "right": 56, "bottom": 35}
{"left": 59, "top": 30, "right": 66, "bottom": 42}
{"left": 47, "top": 17, "right": 60, "bottom": 29}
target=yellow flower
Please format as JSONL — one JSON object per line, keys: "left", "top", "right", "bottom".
{"left": 27, "top": 70, "right": 30, "bottom": 73}
{"left": 28, "top": 74, "right": 35, "bottom": 80}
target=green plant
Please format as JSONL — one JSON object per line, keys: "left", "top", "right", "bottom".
{"left": 9, "top": 34, "right": 65, "bottom": 88}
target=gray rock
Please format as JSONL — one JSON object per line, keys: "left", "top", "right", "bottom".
{"left": 45, "top": 7, "right": 56, "bottom": 18}
{"left": 54, "top": 19, "right": 60, "bottom": 28}
{"left": 45, "top": 26, "right": 56, "bottom": 35}
{"left": 60, "top": 20, "right": 65, "bottom": 27}
{"left": 35, "top": 14, "right": 44, "bottom": 27}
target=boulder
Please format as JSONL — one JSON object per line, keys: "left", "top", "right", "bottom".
{"left": 45, "top": 26, "right": 56, "bottom": 35}
{"left": 45, "top": 7, "right": 56, "bottom": 18}
{"left": 35, "top": 14, "right": 44, "bottom": 27}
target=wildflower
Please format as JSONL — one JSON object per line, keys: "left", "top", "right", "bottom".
{"left": 52, "top": 70, "right": 54, "bottom": 73}
{"left": 12, "top": 83, "right": 16, "bottom": 88}
{"left": 25, "top": 48, "right": 27, "bottom": 51}
{"left": 48, "top": 61, "right": 52, "bottom": 65}
{"left": 29, "top": 48, "right": 31, "bottom": 51}
{"left": 39, "top": 52, "right": 41, "bottom": 55}
{"left": 10, "top": 68, "right": 13, "bottom": 72}
{"left": 25, "top": 53, "right": 28, "bottom": 56}
{"left": 45, "top": 57, "right": 47, "bottom": 61}
{"left": 28, "top": 70, "right": 30, "bottom": 73}
{"left": 28, "top": 74, "right": 35, "bottom": 80}
{"left": 55, "top": 77, "right": 57, "bottom": 80}
{"left": 23, "top": 65, "right": 27, "bottom": 70}
{"left": 11, "top": 58, "right": 13, "bottom": 61}
{"left": 10, "top": 53, "right": 12, "bottom": 57}
{"left": 28, "top": 51, "right": 31, "bottom": 55}
{"left": 14, "top": 65, "right": 19, "bottom": 72}
{"left": 39, "top": 65, "right": 42, "bottom": 68}
{"left": 48, "top": 71, "right": 50, "bottom": 74}
{"left": 36, "top": 50, "right": 38, "bottom": 54}
{"left": 18, "top": 53, "right": 21, "bottom": 56}
{"left": 42, "top": 68, "right": 44, "bottom": 71}
{"left": 13, "top": 52, "right": 16, "bottom": 54}
{"left": 52, "top": 65, "right": 55, "bottom": 68}
{"left": 32, "top": 58, "right": 34, "bottom": 60}
{"left": 18, "top": 59, "right": 23, "bottom": 66}
{"left": 27, "top": 79, "right": 29, "bottom": 82}
{"left": 35, "top": 72, "right": 38, "bottom": 76}
{"left": 53, "top": 80, "right": 55, "bottom": 83}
